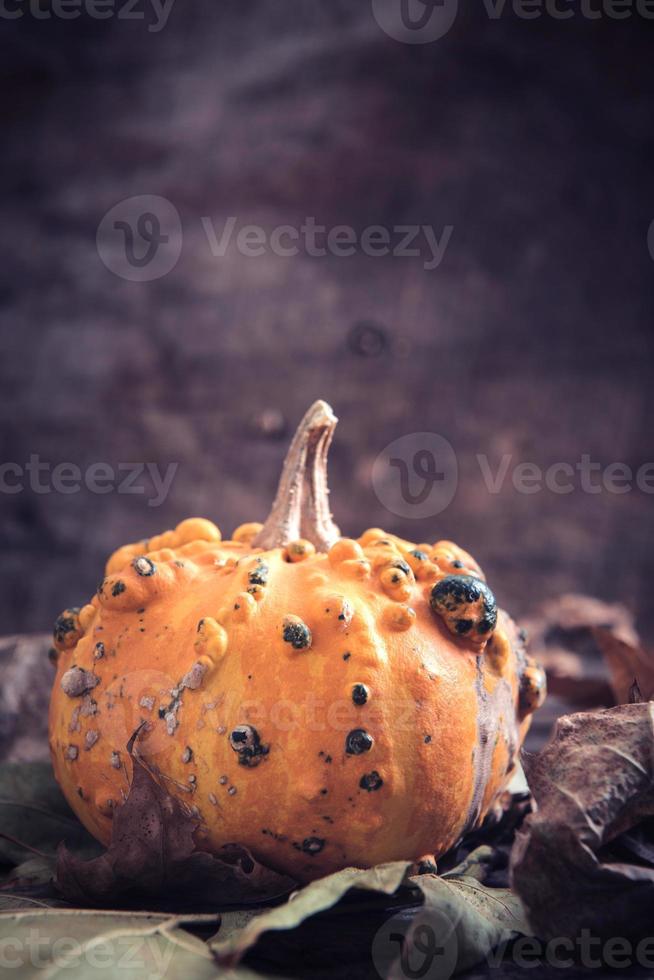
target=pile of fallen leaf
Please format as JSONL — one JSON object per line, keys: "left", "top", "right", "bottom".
{"left": 0, "top": 596, "right": 653, "bottom": 979}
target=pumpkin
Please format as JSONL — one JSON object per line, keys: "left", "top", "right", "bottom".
{"left": 48, "top": 401, "right": 546, "bottom": 881}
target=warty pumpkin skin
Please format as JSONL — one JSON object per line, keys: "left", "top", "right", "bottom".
{"left": 48, "top": 402, "right": 545, "bottom": 881}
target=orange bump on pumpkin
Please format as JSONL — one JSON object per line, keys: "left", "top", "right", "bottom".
{"left": 48, "top": 400, "right": 545, "bottom": 881}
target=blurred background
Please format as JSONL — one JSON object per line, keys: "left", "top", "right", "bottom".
{"left": 1, "top": 0, "right": 653, "bottom": 641}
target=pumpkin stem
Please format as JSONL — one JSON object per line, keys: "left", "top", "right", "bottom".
{"left": 253, "top": 400, "right": 341, "bottom": 552}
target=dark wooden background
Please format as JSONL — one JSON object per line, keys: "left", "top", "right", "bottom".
{"left": 1, "top": 1, "right": 653, "bottom": 640}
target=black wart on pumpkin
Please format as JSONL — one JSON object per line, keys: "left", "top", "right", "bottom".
{"left": 248, "top": 560, "right": 269, "bottom": 586}
{"left": 229, "top": 725, "right": 270, "bottom": 767}
{"left": 282, "top": 617, "right": 312, "bottom": 650}
{"left": 430, "top": 574, "right": 497, "bottom": 639}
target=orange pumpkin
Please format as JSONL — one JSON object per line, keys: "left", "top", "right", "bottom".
{"left": 48, "top": 401, "right": 545, "bottom": 881}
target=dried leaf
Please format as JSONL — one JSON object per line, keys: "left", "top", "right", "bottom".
{"left": 593, "top": 626, "right": 654, "bottom": 704}
{"left": 214, "top": 849, "right": 529, "bottom": 977}
{"left": 605, "top": 818, "right": 654, "bottom": 869}
{"left": 524, "top": 593, "right": 638, "bottom": 640}
{"left": 0, "top": 855, "right": 74, "bottom": 911}
{"left": 1, "top": 855, "right": 56, "bottom": 887}
{"left": 212, "top": 861, "right": 412, "bottom": 965}
{"left": 0, "top": 761, "right": 100, "bottom": 864}
{"left": 511, "top": 702, "right": 654, "bottom": 941}
{"left": 216, "top": 908, "right": 263, "bottom": 944}
{"left": 0, "top": 894, "right": 64, "bottom": 911}
{"left": 0, "top": 909, "right": 223, "bottom": 980}
{"left": 521, "top": 594, "right": 634, "bottom": 710}
{"left": 443, "top": 846, "right": 507, "bottom": 886}
{"left": 384, "top": 849, "right": 529, "bottom": 978}
{"left": 56, "top": 732, "right": 293, "bottom": 908}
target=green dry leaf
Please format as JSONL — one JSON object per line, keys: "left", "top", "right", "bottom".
{"left": 511, "top": 702, "right": 654, "bottom": 941}
{"left": 0, "top": 908, "right": 288, "bottom": 979}
{"left": 1, "top": 855, "right": 56, "bottom": 887}
{"left": 0, "top": 894, "right": 64, "bottom": 911}
{"left": 56, "top": 732, "right": 294, "bottom": 909}
{"left": 0, "top": 762, "right": 99, "bottom": 864}
{"left": 0, "top": 857, "right": 68, "bottom": 911}
{"left": 0, "top": 909, "right": 224, "bottom": 980}
{"left": 213, "top": 848, "right": 529, "bottom": 977}
{"left": 212, "top": 861, "right": 412, "bottom": 966}
{"left": 441, "top": 844, "right": 497, "bottom": 882}
{"left": 399, "top": 852, "right": 529, "bottom": 976}
{"left": 217, "top": 909, "right": 264, "bottom": 944}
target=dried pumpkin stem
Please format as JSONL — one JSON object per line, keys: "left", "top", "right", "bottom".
{"left": 253, "top": 400, "right": 341, "bottom": 552}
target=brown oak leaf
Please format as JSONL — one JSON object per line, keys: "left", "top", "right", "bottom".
{"left": 510, "top": 703, "right": 654, "bottom": 942}
{"left": 593, "top": 626, "right": 654, "bottom": 704}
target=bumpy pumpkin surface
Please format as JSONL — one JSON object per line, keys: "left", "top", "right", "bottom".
{"left": 49, "top": 402, "right": 546, "bottom": 881}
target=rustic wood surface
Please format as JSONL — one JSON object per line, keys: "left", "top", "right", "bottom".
{"left": 1, "top": 2, "right": 653, "bottom": 642}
